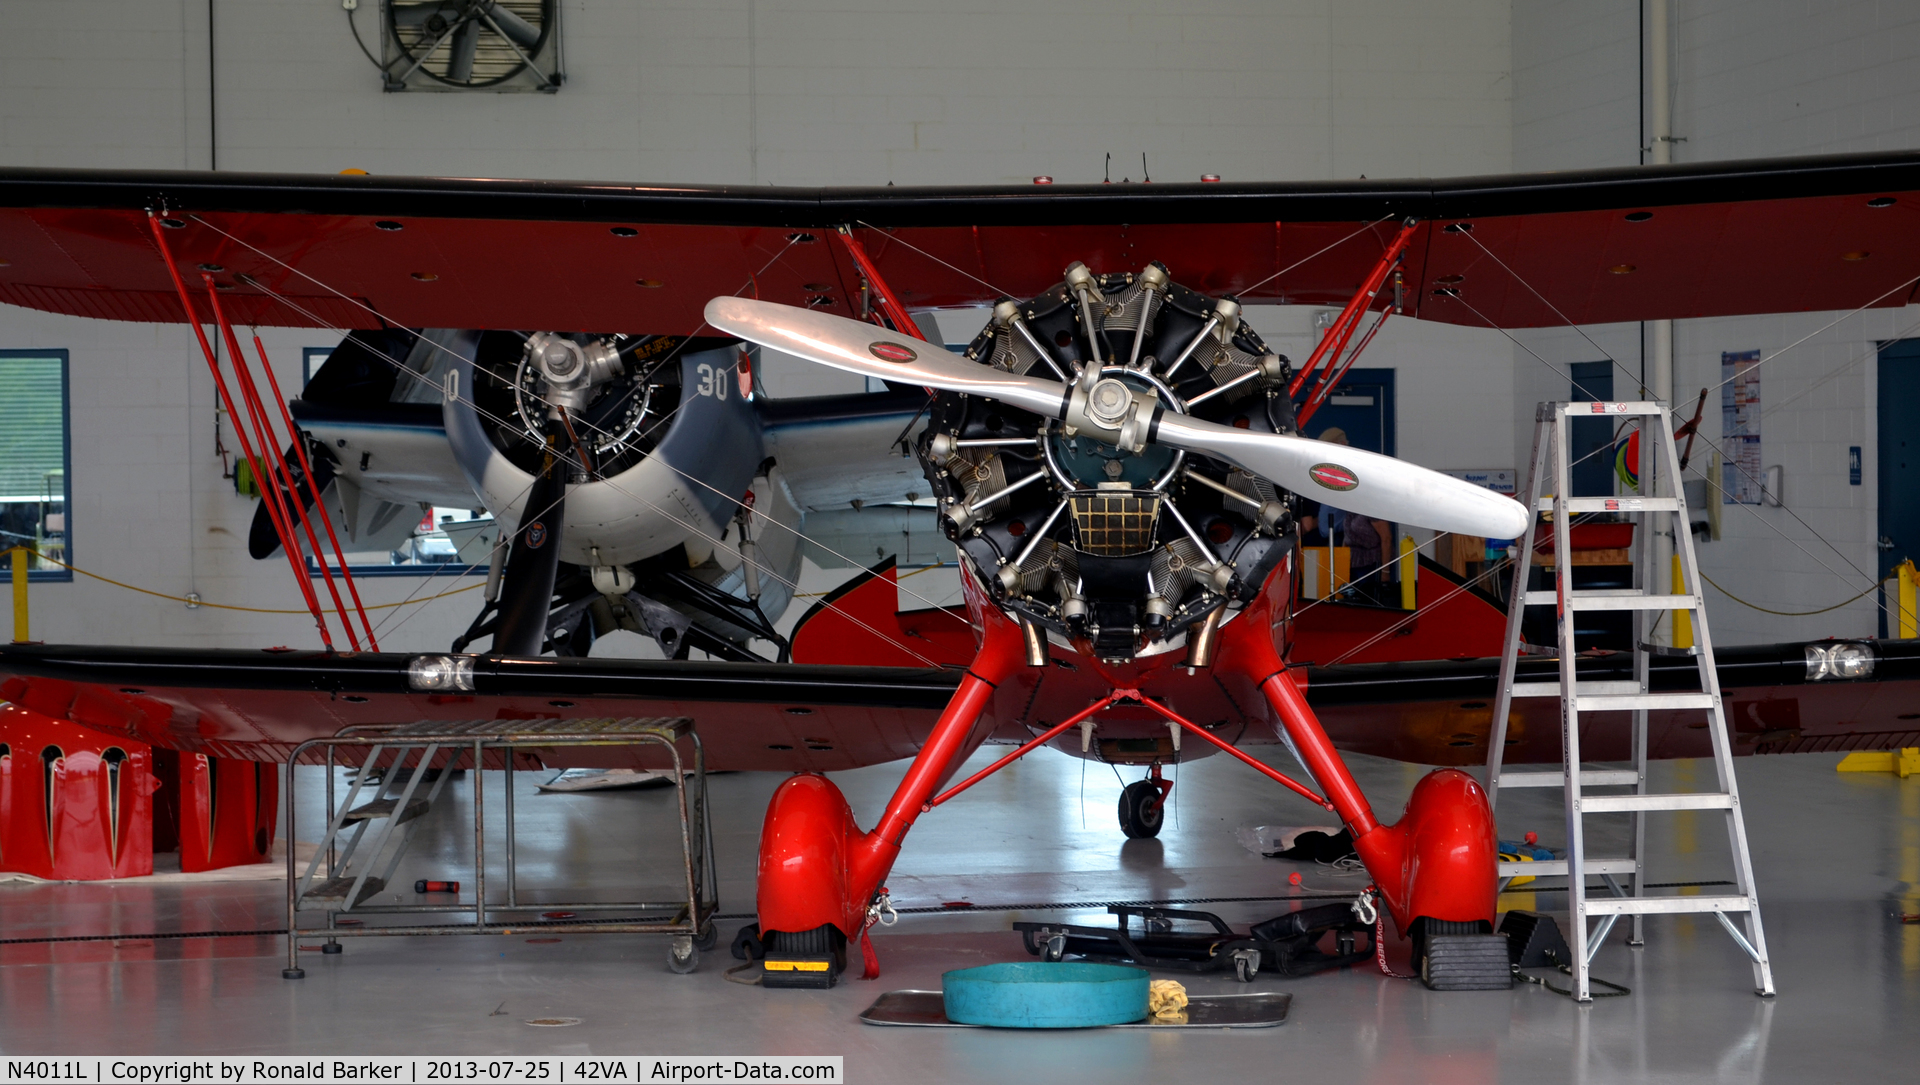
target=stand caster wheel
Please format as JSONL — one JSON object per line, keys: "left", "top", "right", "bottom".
{"left": 321, "top": 942, "right": 343, "bottom": 955}
{"left": 1118, "top": 780, "right": 1164, "bottom": 839}
{"left": 692, "top": 923, "right": 718, "bottom": 952}
{"left": 1043, "top": 933, "right": 1067, "bottom": 962}
{"left": 1231, "top": 948, "right": 1260, "bottom": 983}
{"left": 667, "top": 936, "right": 699, "bottom": 974}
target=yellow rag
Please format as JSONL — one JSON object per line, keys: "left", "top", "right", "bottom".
{"left": 1148, "top": 979, "right": 1188, "bottom": 1019}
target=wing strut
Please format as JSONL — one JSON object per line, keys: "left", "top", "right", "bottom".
{"left": 1287, "top": 219, "right": 1418, "bottom": 424}
{"left": 147, "top": 213, "right": 337, "bottom": 650}
{"left": 204, "top": 271, "right": 368, "bottom": 651}
{"left": 834, "top": 226, "right": 929, "bottom": 342}
{"left": 247, "top": 332, "right": 381, "bottom": 650}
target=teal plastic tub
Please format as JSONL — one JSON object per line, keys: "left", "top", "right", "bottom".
{"left": 941, "top": 962, "right": 1150, "bottom": 1028}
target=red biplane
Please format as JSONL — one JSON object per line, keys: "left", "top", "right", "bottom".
{"left": 2, "top": 151, "right": 1918, "bottom": 986}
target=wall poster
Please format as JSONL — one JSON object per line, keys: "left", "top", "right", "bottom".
{"left": 1721, "top": 350, "right": 1763, "bottom": 504}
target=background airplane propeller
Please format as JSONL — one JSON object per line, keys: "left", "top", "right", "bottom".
{"left": 706, "top": 297, "right": 1529, "bottom": 540}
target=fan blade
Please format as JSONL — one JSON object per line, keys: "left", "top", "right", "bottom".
{"left": 390, "top": 1, "right": 453, "bottom": 29}
{"left": 446, "top": 18, "right": 481, "bottom": 82}
{"left": 477, "top": 0, "right": 543, "bottom": 48}
{"left": 705, "top": 297, "right": 1069, "bottom": 419}
{"left": 1154, "top": 413, "right": 1530, "bottom": 539}
{"left": 707, "top": 297, "right": 1528, "bottom": 540}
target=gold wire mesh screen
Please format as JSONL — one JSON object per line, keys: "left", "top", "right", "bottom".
{"left": 1068, "top": 490, "right": 1162, "bottom": 557}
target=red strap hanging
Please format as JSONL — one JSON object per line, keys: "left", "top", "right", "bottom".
{"left": 147, "top": 214, "right": 335, "bottom": 648}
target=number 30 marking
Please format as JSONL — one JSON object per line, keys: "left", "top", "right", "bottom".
{"left": 695, "top": 362, "right": 729, "bottom": 400}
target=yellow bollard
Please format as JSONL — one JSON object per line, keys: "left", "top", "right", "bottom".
{"left": 1400, "top": 535, "right": 1417, "bottom": 610}
{"left": 10, "top": 546, "right": 26, "bottom": 643}
{"left": 1900, "top": 560, "right": 1918, "bottom": 640}
{"left": 1671, "top": 554, "right": 1692, "bottom": 651}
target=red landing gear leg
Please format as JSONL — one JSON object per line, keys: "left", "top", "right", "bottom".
{"left": 755, "top": 595, "right": 1028, "bottom": 979}
{"left": 1210, "top": 610, "right": 1498, "bottom": 968}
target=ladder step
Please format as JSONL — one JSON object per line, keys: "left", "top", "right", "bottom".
{"left": 299, "top": 876, "right": 387, "bottom": 906}
{"left": 1522, "top": 590, "right": 1702, "bottom": 611}
{"left": 1511, "top": 681, "right": 1642, "bottom": 698}
{"left": 1580, "top": 792, "right": 1734, "bottom": 813}
{"left": 1497, "top": 770, "right": 1640, "bottom": 788}
{"left": 341, "top": 797, "right": 432, "bottom": 824}
{"left": 1535, "top": 496, "right": 1683, "bottom": 513}
{"left": 1498, "top": 858, "right": 1637, "bottom": 878}
{"left": 1582, "top": 894, "right": 1752, "bottom": 917}
{"left": 1575, "top": 692, "right": 1715, "bottom": 711}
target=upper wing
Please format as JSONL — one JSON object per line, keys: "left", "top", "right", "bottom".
{"left": 4, "top": 151, "right": 1918, "bottom": 333}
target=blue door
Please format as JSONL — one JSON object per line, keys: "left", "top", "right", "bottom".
{"left": 1878, "top": 340, "right": 1920, "bottom": 636}
{"left": 1296, "top": 367, "right": 1394, "bottom": 455}
{"left": 1568, "top": 361, "right": 1615, "bottom": 497}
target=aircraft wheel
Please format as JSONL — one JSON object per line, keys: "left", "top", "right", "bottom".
{"left": 667, "top": 937, "right": 698, "bottom": 974}
{"left": 1118, "top": 780, "right": 1165, "bottom": 839}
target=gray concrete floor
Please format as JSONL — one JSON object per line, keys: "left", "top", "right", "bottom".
{"left": 3, "top": 744, "right": 1918, "bottom": 1083}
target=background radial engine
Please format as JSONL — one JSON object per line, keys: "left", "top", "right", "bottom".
{"left": 923, "top": 262, "right": 1298, "bottom": 662}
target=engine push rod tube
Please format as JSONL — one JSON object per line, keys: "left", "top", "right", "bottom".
{"left": 1006, "top": 497, "right": 1070, "bottom": 572}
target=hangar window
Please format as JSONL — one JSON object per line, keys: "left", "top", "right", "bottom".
{"left": 309, "top": 506, "right": 493, "bottom": 579}
{"left": 302, "top": 346, "right": 332, "bottom": 387}
{"left": 0, "top": 350, "right": 71, "bottom": 582}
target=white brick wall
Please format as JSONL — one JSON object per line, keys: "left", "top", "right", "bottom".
{"left": 1512, "top": 0, "right": 1920, "bottom": 643}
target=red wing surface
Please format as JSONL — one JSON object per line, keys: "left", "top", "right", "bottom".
{"left": 3, "top": 152, "right": 1919, "bottom": 332}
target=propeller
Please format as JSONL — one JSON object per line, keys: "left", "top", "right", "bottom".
{"left": 488, "top": 439, "right": 567, "bottom": 657}
{"left": 706, "top": 297, "right": 1529, "bottom": 540}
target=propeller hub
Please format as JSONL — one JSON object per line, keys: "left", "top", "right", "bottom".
{"left": 1086, "top": 378, "right": 1133, "bottom": 425}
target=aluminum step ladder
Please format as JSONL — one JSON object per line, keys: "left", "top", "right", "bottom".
{"left": 1486, "top": 401, "right": 1774, "bottom": 1000}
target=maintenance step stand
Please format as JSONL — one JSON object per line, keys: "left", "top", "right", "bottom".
{"left": 1485, "top": 401, "right": 1774, "bottom": 1001}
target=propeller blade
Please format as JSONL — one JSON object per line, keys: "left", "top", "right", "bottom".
{"left": 446, "top": 18, "right": 481, "bottom": 82}
{"left": 478, "top": 0, "right": 543, "bottom": 48}
{"left": 489, "top": 454, "right": 565, "bottom": 657}
{"left": 1154, "top": 413, "right": 1530, "bottom": 539}
{"left": 707, "top": 297, "right": 1529, "bottom": 540}
{"left": 705, "top": 297, "right": 1068, "bottom": 419}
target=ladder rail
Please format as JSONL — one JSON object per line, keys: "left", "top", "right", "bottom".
{"left": 1656, "top": 405, "right": 1776, "bottom": 996}
{"left": 1550, "top": 405, "right": 1598, "bottom": 999}
{"left": 1485, "top": 404, "right": 1553, "bottom": 805}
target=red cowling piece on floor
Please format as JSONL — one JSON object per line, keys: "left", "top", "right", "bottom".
{"left": 162, "top": 749, "right": 278, "bottom": 872}
{"left": 0, "top": 704, "right": 154, "bottom": 879}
